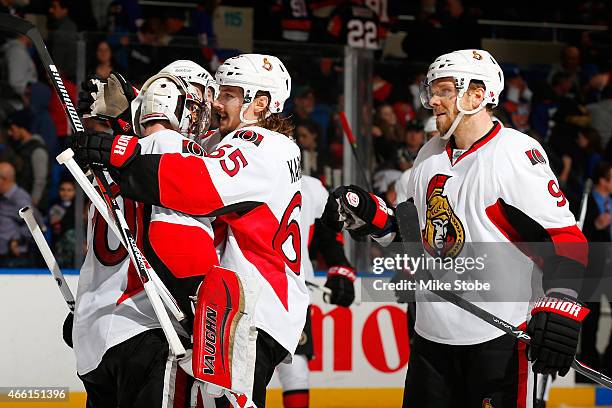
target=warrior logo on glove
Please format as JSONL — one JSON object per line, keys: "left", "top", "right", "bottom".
{"left": 422, "top": 174, "right": 465, "bottom": 258}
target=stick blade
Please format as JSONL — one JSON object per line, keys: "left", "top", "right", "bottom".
{"left": 395, "top": 201, "right": 422, "bottom": 247}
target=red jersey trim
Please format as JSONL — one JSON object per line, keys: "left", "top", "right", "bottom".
{"left": 219, "top": 207, "right": 290, "bottom": 311}
{"left": 546, "top": 225, "right": 588, "bottom": 266}
{"left": 445, "top": 122, "right": 502, "bottom": 166}
{"left": 148, "top": 221, "right": 219, "bottom": 278}
{"left": 158, "top": 154, "right": 224, "bottom": 215}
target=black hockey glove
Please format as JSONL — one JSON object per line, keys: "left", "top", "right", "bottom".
{"left": 72, "top": 131, "right": 140, "bottom": 170}
{"left": 77, "top": 71, "right": 137, "bottom": 135}
{"left": 332, "top": 185, "right": 393, "bottom": 237}
{"left": 324, "top": 266, "right": 356, "bottom": 307}
{"left": 62, "top": 312, "right": 73, "bottom": 348}
{"left": 527, "top": 293, "right": 589, "bottom": 376}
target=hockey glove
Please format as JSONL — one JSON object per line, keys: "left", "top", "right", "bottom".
{"left": 527, "top": 293, "right": 589, "bottom": 376}
{"left": 72, "top": 131, "right": 140, "bottom": 170}
{"left": 333, "top": 185, "right": 393, "bottom": 237}
{"left": 324, "top": 266, "right": 356, "bottom": 307}
{"left": 77, "top": 71, "right": 137, "bottom": 135}
{"left": 62, "top": 313, "right": 73, "bottom": 348}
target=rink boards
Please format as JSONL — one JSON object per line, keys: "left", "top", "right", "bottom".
{"left": 0, "top": 270, "right": 607, "bottom": 407}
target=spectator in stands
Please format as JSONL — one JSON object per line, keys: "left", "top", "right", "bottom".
{"left": 0, "top": 162, "right": 34, "bottom": 267}
{"left": 439, "top": 0, "right": 480, "bottom": 52}
{"left": 531, "top": 71, "right": 574, "bottom": 142}
{"left": 23, "top": 82, "right": 57, "bottom": 156}
{"left": 579, "top": 161, "right": 612, "bottom": 380}
{"left": 127, "top": 20, "right": 159, "bottom": 83}
{"left": 47, "top": 0, "right": 78, "bottom": 81}
{"left": 575, "top": 127, "right": 604, "bottom": 181}
{"left": 91, "top": 40, "right": 114, "bottom": 80}
{"left": 0, "top": 34, "right": 37, "bottom": 113}
{"left": 5, "top": 109, "right": 50, "bottom": 211}
{"left": 499, "top": 66, "right": 532, "bottom": 133}
{"left": 296, "top": 121, "right": 327, "bottom": 180}
{"left": 547, "top": 45, "right": 597, "bottom": 98}
{"left": 372, "top": 103, "right": 403, "bottom": 166}
{"left": 397, "top": 119, "right": 425, "bottom": 170}
{"left": 588, "top": 85, "right": 612, "bottom": 151}
{"left": 48, "top": 178, "right": 76, "bottom": 268}
{"left": 290, "top": 85, "right": 327, "bottom": 141}
{"left": 163, "top": 9, "right": 199, "bottom": 64}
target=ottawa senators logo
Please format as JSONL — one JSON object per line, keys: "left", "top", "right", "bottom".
{"left": 482, "top": 398, "right": 494, "bottom": 408}
{"left": 422, "top": 174, "right": 465, "bottom": 258}
{"left": 262, "top": 57, "right": 273, "bottom": 71}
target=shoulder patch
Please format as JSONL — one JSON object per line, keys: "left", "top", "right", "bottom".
{"left": 525, "top": 148, "right": 546, "bottom": 165}
{"left": 233, "top": 129, "right": 264, "bottom": 146}
{"left": 182, "top": 139, "right": 204, "bottom": 156}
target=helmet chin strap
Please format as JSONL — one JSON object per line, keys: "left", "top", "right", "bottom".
{"left": 239, "top": 103, "right": 258, "bottom": 126}
{"left": 440, "top": 94, "right": 486, "bottom": 140}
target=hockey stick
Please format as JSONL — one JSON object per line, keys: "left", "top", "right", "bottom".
{"left": 394, "top": 201, "right": 612, "bottom": 389}
{"left": 0, "top": 13, "right": 185, "bottom": 358}
{"left": 339, "top": 112, "right": 373, "bottom": 191}
{"left": 56, "top": 150, "right": 186, "bottom": 325}
{"left": 19, "top": 206, "right": 75, "bottom": 312}
{"left": 578, "top": 178, "right": 593, "bottom": 230}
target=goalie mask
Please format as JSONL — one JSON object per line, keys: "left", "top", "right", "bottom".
{"left": 419, "top": 49, "right": 504, "bottom": 139}
{"left": 136, "top": 73, "right": 205, "bottom": 138}
{"left": 160, "top": 60, "right": 217, "bottom": 135}
{"left": 215, "top": 53, "right": 291, "bottom": 125}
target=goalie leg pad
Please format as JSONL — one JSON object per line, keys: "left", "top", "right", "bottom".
{"left": 192, "top": 266, "right": 261, "bottom": 399}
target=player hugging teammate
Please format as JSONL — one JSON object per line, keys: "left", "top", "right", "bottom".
{"left": 70, "top": 54, "right": 316, "bottom": 408}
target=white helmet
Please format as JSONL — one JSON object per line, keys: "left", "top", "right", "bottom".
{"left": 136, "top": 72, "right": 204, "bottom": 138}
{"left": 215, "top": 53, "right": 291, "bottom": 124}
{"left": 160, "top": 59, "right": 217, "bottom": 99}
{"left": 420, "top": 49, "right": 504, "bottom": 139}
{"left": 160, "top": 60, "right": 216, "bottom": 134}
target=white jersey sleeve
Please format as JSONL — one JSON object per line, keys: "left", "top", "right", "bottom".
{"left": 493, "top": 130, "right": 587, "bottom": 292}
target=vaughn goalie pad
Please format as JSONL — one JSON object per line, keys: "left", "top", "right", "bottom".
{"left": 192, "top": 265, "right": 261, "bottom": 400}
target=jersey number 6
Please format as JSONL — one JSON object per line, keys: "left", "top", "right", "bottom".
{"left": 273, "top": 191, "right": 302, "bottom": 274}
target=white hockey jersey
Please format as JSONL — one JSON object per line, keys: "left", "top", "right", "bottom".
{"left": 403, "top": 122, "right": 587, "bottom": 345}
{"left": 73, "top": 129, "right": 216, "bottom": 375}
{"left": 118, "top": 126, "right": 310, "bottom": 354}
{"left": 300, "top": 175, "right": 329, "bottom": 281}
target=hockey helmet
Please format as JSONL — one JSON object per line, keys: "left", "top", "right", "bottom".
{"left": 419, "top": 49, "right": 504, "bottom": 139}
{"left": 136, "top": 73, "right": 205, "bottom": 138}
{"left": 215, "top": 53, "right": 291, "bottom": 124}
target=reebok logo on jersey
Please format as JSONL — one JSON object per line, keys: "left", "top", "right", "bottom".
{"left": 531, "top": 296, "right": 590, "bottom": 322}
{"left": 525, "top": 148, "right": 546, "bottom": 165}
{"left": 203, "top": 306, "right": 217, "bottom": 375}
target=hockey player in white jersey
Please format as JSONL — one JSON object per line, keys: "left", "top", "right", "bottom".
{"left": 275, "top": 175, "right": 356, "bottom": 408}
{"left": 324, "top": 49, "right": 589, "bottom": 407}
{"left": 71, "top": 71, "right": 222, "bottom": 407}
{"left": 73, "top": 54, "right": 309, "bottom": 408}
